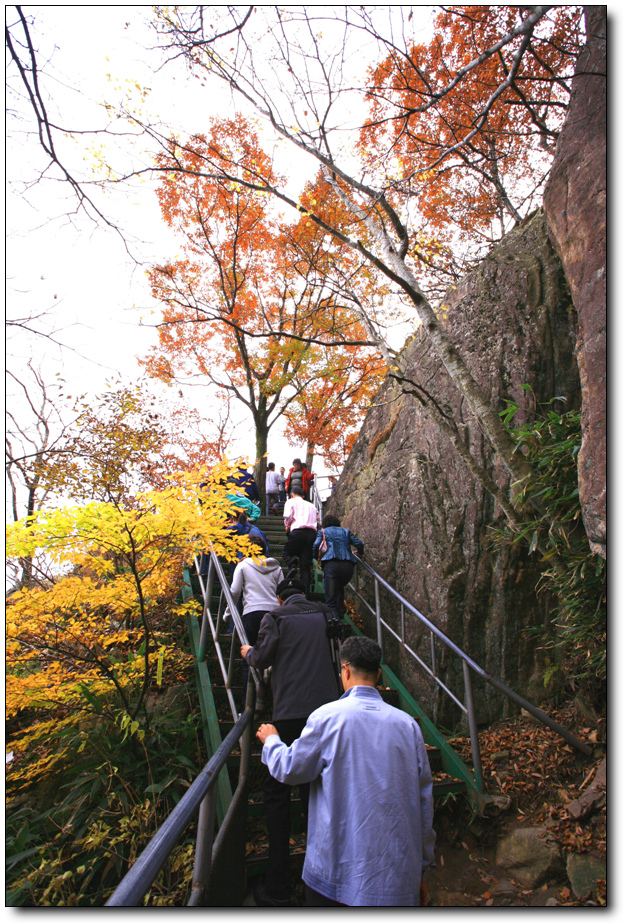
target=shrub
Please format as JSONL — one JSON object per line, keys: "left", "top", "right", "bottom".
{"left": 494, "top": 395, "right": 606, "bottom": 702}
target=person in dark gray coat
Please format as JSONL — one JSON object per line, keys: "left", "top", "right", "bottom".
{"left": 241, "top": 578, "right": 340, "bottom": 906}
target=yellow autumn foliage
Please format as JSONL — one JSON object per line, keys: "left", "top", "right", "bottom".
{"left": 6, "top": 458, "right": 261, "bottom": 752}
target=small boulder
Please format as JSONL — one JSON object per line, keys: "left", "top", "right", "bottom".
{"left": 567, "top": 758, "right": 606, "bottom": 821}
{"left": 496, "top": 826, "right": 563, "bottom": 888}
{"left": 566, "top": 852, "right": 606, "bottom": 901}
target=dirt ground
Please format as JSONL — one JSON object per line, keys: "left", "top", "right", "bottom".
{"left": 426, "top": 704, "right": 606, "bottom": 907}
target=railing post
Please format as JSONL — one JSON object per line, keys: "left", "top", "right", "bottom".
{"left": 430, "top": 631, "right": 437, "bottom": 677}
{"left": 241, "top": 682, "right": 255, "bottom": 778}
{"left": 227, "top": 628, "right": 237, "bottom": 693}
{"left": 215, "top": 588, "right": 226, "bottom": 639}
{"left": 205, "top": 556, "right": 214, "bottom": 609}
{"left": 463, "top": 661, "right": 485, "bottom": 793}
{"left": 374, "top": 579, "right": 382, "bottom": 651}
{"left": 188, "top": 789, "right": 218, "bottom": 906}
{"left": 198, "top": 557, "right": 214, "bottom": 663}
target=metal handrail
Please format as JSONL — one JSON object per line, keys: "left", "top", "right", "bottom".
{"left": 309, "top": 479, "right": 324, "bottom": 519}
{"left": 349, "top": 558, "right": 592, "bottom": 767}
{"left": 107, "top": 525, "right": 591, "bottom": 904}
{"left": 194, "top": 551, "right": 264, "bottom": 719}
{"left": 106, "top": 705, "right": 254, "bottom": 906}
{"left": 107, "top": 548, "right": 265, "bottom": 906}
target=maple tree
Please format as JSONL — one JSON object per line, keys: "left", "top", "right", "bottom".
{"left": 6, "top": 377, "right": 233, "bottom": 591}
{"left": 360, "top": 5, "right": 583, "bottom": 293}
{"left": 39, "top": 380, "right": 233, "bottom": 503}
{"left": 6, "top": 459, "right": 260, "bottom": 905}
{"left": 282, "top": 344, "right": 387, "bottom": 469}
{"left": 6, "top": 459, "right": 257, "bottom": 793}
{"left": 141, "top": 5, "right": 585, "bottom": 533}
{"left": 143, "top": 117, "right": 386, "bottom": 484}
{"left": 6, "top": 364, "right": 73, "bottom": 588}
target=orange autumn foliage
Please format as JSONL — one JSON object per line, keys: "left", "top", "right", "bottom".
{"left": 143, "top": 117, "right": 386, "bottom": 470}
{"left": 361, "top": 6, "right": 584, "bottom": 287}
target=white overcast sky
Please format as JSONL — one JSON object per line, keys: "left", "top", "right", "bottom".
{"left": 6, "top": 6, "right": 333, "bottom": 484}
{"left": 6, "top": 6, "right": 438, "bottom": 493}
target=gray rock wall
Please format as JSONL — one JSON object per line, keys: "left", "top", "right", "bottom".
{"left": 543, "top": 6, "right": 607, "bottom": 557}
{"left": 329, "top": 212, "right": 580, "bottom": 728}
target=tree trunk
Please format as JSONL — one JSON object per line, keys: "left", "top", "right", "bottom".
{"left": 305, "top": 442, "right": 315, "bottom": 472}
{"left": 253, "top": 417, "right": 269, "bottom": 513}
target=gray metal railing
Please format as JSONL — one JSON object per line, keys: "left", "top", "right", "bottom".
{"left": 107, "top": 511, "right": 591, "bottom": 904}
{"left": 107, "top": 549, "right": 264, "bottom": 906}
{"left": 348, "top": 558, "right": 592, "bottom": 770}
{"left": 310, "top": 479, "right": 324, "bottom": 519}
{"left": 106, "top": 705, "right": 254, "bottom": 906}
{"left": 194, "top": 551, "right": 264, "bottom": 720}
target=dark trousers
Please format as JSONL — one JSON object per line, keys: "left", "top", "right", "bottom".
{"left": 241, "top": 610, "right": 267, "bottom": 698}
{"left": 322, "top": 559, "right": 355, "bottom": 619}
{"left": 264, "top": 717, "right": 309, "bottom": 899}
{"left": 266, "top": 492, "right": 279, "bottom": 515}
{"left": 306, "top": 886, "right": 346, "bottom": 907}
{"left": 282, "top": 528, "right": 316, "bottom": 596}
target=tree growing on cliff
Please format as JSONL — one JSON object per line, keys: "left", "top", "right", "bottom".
{"left": 142, "top": 6, "right": 583, "bottom": 513}
{"left": 360, "top": 5, "right": 583, "bottom": 294}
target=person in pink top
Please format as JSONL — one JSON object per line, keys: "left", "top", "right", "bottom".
{"left": 282, "top": 486, "right": 320, "bottom": 597}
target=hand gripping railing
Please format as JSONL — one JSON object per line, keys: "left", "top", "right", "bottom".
{"left": 349, "top": 557, "right": 592, "bottom": 788}
{"left": 107, "top": 550, "right": 263, "bottom": 906}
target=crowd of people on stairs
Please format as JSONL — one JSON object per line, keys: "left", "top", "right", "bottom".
{"left": 207, "top": 458, "right": 436, "bottom": 907}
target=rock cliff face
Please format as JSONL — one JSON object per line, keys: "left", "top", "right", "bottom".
{"left": 543, "top": 6, "right": 606, "bottom": 557}
{"left": 327, "top": 9, "right": 606, "bottom": 729}
{"left": 328, "top": 211, "right": 580, "bottom": 727}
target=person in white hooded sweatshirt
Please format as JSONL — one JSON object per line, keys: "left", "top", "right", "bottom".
{"left": 227, "top": 536, "right": 284, "bottom": 692}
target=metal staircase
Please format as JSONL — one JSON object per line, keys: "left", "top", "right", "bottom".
{"left": 107, "top": 490, "right": 591, "bottom": 907}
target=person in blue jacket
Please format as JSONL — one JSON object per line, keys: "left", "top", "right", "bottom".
{"left": 312, "top": 515, "right": 364, "bottom": 621}
{"left": 228, "top": 463, "right": 260, "bottom": 502}
{"left": 226, "top": 510, "right": 270, "bottom": 564}
{"left": 256, "top": 635, "right": 436, "bottom": 906}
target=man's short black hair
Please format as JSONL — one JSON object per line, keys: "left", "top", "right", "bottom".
{"left": 322, "top": 514, "right": 341, "bottom": 528}
{"left": 267, "top": 462, "right": 275, "bottom": 470}
{"left": 290, "top": 485, "right": 304, "bottom": 497}
{"left": 276, "top": 577, "right": 306, "bottom": 600}
{"left": 340, "top": 636, "right": 382, "bottom": 676}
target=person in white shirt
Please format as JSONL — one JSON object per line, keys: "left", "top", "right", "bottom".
{"left": 265, "top": 462, "right": 281, "bottom": 516}
{"left": 282, "top": 486, "right": 320, "bottom": 597}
